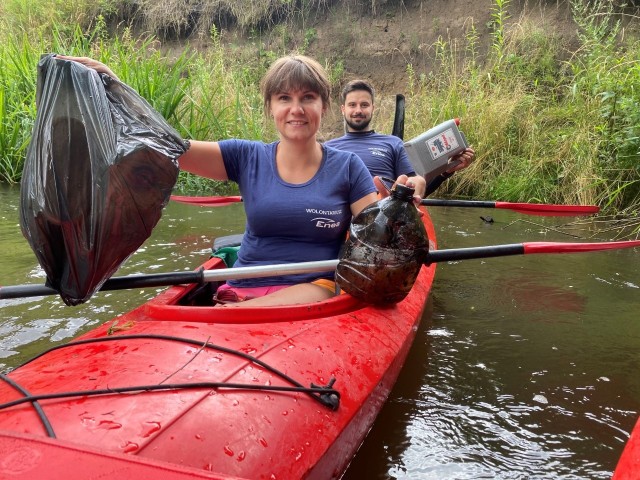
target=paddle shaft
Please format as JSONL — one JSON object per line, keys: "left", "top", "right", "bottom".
{"left": 3, "top": 240, "right": 639, "bottom": 300}
{"left": 0, "top": 261, "right": 339, "bottom": 300}
{"left": 170, "top": 195, "right": 599, "bottom": 216}
{"left": 420, "top": 198, "right": 599, "bottom": 215}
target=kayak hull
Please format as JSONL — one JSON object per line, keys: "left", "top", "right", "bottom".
{"left": 0, "top": 210, "right": 437, "bottom": 480}
{"left": 613, "top": 416, "right": 640, "bottom": 480}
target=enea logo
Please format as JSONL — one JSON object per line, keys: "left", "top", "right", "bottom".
{"left": 312, "top": 217, "right": 341, "bottom": 229}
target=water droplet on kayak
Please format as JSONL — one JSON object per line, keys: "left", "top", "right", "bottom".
{"left": 142, "top": 421, "right": 161, "bottom": 437}
{"left": 195, "top": 433, "right": 202, "bottom": 440}
{"left": 122, "top": 441, "right": 139, "bottom": 453}
{"left": 237, "top": 451, "right": 246, "bottom": 461}
{"left": 232, "top": 399, "right": 239, "bottom": 406}
{"left": 240, "top": 345, "right": 257, "bottom": 355}
{"left": 80, "top": 416, "right": 95, "bottom": 427}
{"left": 98, "top": 420, "right": 122, "bottom": 430}
{"left": 223, "top": 445, "right": 234, "bottom": 456}
{"left": 259, "top": 437, "right": 268, "bottom": 447}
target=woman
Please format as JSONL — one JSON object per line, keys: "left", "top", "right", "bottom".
{"left": 57, "top": 54, "right": 384, "bottom": 307}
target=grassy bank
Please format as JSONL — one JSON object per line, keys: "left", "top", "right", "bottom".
{"left": 0, "top": 0, "right": 638, "bottom": 214}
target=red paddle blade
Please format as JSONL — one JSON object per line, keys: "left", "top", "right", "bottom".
{"left": 523, "top": 240, "right": 640, "bottom": 254}
{"left": 170, "top": 195, "right": 242, "bottom": 206}
{"left": 494, "top": 202, "right": 600, "bottom": 216}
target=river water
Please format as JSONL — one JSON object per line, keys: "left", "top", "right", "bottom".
{"left": 1, "top": 184, "right": 638, "bottom": 479}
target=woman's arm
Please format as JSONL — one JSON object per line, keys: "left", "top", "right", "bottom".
{"left": 178, "top": 140, "right": 228, "bottom": 181}
{"left": 55, "top": 55, "right": 120, "bottom": 80}
{"left": 350, "top": 192, "right": 378, "bottom": 217}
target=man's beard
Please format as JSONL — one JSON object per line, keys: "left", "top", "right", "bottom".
{"left": 345, "top": 116, "right": 371, "bottom": 132}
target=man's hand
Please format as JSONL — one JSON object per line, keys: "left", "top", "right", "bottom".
{"left": 446, "top": 147, "right": 475, "bottom": 173}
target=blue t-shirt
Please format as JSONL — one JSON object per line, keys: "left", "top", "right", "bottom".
{"left": 219, "top": 139, "right": 376, "bottom": 287}
{"left": 325, "top": 131, "right": 416, "bottom": 180}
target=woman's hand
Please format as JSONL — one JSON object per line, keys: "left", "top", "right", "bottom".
{"left": 374, "top": 175, "right": 423, "bottom": 212}
{"left": 55, "top": 55, "right": 120, "bottom": 81}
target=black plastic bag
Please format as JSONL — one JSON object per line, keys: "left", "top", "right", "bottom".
{"left": 20, "top": 54, "right": 187, "bottom": 306}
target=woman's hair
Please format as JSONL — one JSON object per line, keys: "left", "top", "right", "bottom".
{"left": 260, "top": 55, "right": 331, "bottom": 115}
{"left": 340, "top": 79, "right": 375, "bottom": 104}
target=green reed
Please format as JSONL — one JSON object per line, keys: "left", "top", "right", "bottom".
{"left": 1, "top": 0, "right": 638, "bottom": 212}
{"left": 404, "top": 0, "right": 640, "bottom": 212}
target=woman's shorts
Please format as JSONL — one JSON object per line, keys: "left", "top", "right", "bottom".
{"left": 214, "top": 279, "right": 338, "bottom": 304}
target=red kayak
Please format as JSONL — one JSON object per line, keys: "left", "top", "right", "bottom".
{"left": 614, "top": 416, "right": 640, "bottom": 479}
{"left": 0, "top": 210, "right": 436, "bottom": 479}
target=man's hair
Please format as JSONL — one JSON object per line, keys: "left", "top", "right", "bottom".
{"left": 260, "top": 55, "right": 331, "bottom": 115}
{"left": 340, "top": 79, "right": 375, "bottom": 104}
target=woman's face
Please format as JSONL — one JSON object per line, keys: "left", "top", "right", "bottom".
{"left": 269, "top": 88, "right": 325, "bottom": 143}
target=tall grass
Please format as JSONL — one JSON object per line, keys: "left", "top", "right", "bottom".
{"left": 405, "top": 0, "right": 640, "bottom": 211}
{"left": 0, "top": 12, "right": 269, "bottom": 193}
{"left": 0, "top": 0, "right": 638, "bottom": 211}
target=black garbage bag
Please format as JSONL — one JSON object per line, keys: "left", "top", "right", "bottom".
{"left": 19, "top": 54, "right": 188, "bottom": 306}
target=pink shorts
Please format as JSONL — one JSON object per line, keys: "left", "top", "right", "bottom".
{"left": 214, "top": 279, "right": 338, "bottom": 304}
{"left": 215, "top": 283, "right": 289, "bottom": 303}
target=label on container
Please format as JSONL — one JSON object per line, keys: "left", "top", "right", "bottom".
{"left": 425, "top": 127, "right": 462, "bottom": 161}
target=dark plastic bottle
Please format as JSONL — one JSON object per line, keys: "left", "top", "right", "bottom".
{"left": 336, "top": 183, "right": 430, "bottom": 304}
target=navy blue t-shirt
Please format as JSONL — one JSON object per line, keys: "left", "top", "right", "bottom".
{"left": 325, "top": 131, "right": 416, "bottom": 180}
{"left": 219, "top": 139, "right": 376, "bottom": 287}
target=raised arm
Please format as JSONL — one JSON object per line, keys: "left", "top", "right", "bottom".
{"left": 178, "top": 140, "right": 228, "bottom": 181}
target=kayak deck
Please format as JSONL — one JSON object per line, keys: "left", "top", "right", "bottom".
{"left": 0, "top": 212, "right": 437, "bottom": 479}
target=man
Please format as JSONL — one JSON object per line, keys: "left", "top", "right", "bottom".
{"left": 325, "top": 79, "right": 475, "bottom": 197}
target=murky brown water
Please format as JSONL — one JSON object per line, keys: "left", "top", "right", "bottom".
{"left": 1, "top": 184, "right": 639, "bottom": 479}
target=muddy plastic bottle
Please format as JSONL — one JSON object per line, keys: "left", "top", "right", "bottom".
{"left": 336, "top": 183, "right": 430, "bottom": 304}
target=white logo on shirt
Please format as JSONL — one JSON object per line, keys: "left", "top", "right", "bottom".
{"left": 369, "top": 148, "right": 388, "bottom": 158}
{"left": 312, "top": 217, "right": 341, "bottom": 229}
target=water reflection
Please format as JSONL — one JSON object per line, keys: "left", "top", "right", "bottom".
{"left": 1, "top": 185, "right": 639, "bottom": 479}
{"left": 343, "top": 208, "right": 640, "bottom": 479}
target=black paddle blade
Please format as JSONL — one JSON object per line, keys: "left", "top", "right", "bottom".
{"left": 392, "top": 94, "right": 405, "bottom": 140}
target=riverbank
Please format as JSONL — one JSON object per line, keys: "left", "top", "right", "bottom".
{"left": 0, "top": 0, "right": 639, "bottom": 216}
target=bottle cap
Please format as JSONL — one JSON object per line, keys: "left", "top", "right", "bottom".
{"left": 390, "top": 183, "right": 415, "bottom": 202}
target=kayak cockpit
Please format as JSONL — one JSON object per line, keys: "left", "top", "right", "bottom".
{"left": 136, "top": 256, "right": 367, "bottom": 324}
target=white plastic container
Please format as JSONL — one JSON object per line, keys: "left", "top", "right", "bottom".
{"left": 404, "top": 118, "right": 469, "bottom": 180}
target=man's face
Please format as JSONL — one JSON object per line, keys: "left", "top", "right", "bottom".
{"left": 341, "top": 90, "right": 374, "bottom": 132}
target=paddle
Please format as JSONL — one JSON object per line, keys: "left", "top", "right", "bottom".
{"left": 2, "top": 239, "right": 639, "bottom": 300}
{"left": 392, "top": 93, "right": 405, "bottom": 140}
{"left": 170, "top": 195, "right": 242, "bottom": 206}
{"left": 169, "top": 194, "right": 600, "bottom": 217}
{"left": 420, "top": 199, "right": 600, "bottom": 216}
